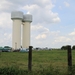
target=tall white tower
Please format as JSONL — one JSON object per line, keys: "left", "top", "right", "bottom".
{"left": 22, "top": 14, "right": 32, "bottom": 48}
{"left": 11, "top": 11, "right": 23, "bottom": 50}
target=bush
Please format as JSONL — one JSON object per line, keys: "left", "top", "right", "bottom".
{"left": 0, "top": 66, "right": 28, "bottom": 75}
{"left": 0, "top": 65, "right": 75, "bottom": 75}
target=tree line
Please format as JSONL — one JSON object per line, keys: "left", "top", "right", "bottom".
{"left": 61, "top": 45, "right": 75, "bottom": 50}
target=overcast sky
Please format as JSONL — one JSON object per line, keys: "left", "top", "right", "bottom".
{"left": 0, "top": 0, "right": 75, "bottom": 48}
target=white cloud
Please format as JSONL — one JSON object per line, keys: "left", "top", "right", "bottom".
{"left": 68, "top": 29, "right": 75, "bottom": 41}
{"left": 31, "top": 24, "right": 49, "bottom": 33}
{"left": 0, "top": 0, "right": 29, "bottom": 12}
{"left": 52, "top": 17, "right": 60, "bottom": 23}
{"left": 0, "top": 0, "right": 61, "bottom": 48}
{"left": 0, "top": 12, "right": 12, "bottom": 46}
{"left": 64, "top": 1, "right": 70, "bottom": 7}
{"left": 0, "top": 12, "right": 12, "bottom": 28}
{"left": 0, "top": 33, "right": 12, "bottom": 46}
{"left": 50, "top": 31, "right": 60, "bottom": 36}
{"left": 0, "top": 0, "right": 12, "bottom": 11}
{"left": 22, "top": 1, "right": 60, "bottom": 24}
{"left": 54, "top": 36, "right": 72, "bottom": 43}
{"left": 31, "top": 24, "right": 50, "bottom": 41}
{"left": 31, "top": 24, "right": 61, "bottom": 47}
{"left": 32, "top": 0, "right": 54, "bottom": 8}
{"left": 69, "top": 32, "right": 75, "bottom": 36}
{"left": 0, "top": 0, "right": 16, "bottom": 12}
{"left": 8, "top": 0, "right": 27, "bottom": 4}
{"left": 36, "top": 34, "right": 47, "bottom": 39}
{"left": 69, "top": 29, "right": 75, "bottom": 36}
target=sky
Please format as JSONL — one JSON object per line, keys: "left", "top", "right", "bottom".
{"left": 0, "top": 0, "right": 75, "bottom": 48}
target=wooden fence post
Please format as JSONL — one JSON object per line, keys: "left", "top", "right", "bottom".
{"left": 67, "top": 45, "right": 72, "bottom": 75}
{"left": 28, "top": 46, "right": 33, "bottom": 71}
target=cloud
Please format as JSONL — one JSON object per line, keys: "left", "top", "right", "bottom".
{"left": 0, "top": 12, "right": 12, "bottom": 29}
{"left": 31, "top": 24, "right": 60, "bottom": 36}
{"left": 54, "top": 36, "right": 72, "bottom": 43}
{"left": 0, "top": 0, "right": 12, "bottom": 12}
{"left": 8, "top": 0, "right": 27, "bottom": 5}
{"left": 22, "top": 1, "right": 60, "bottom": 24}
{"left": 68, "top": 29, "right": 75, "bottom": 41}
{"left": 0, "top": 0, "right": 61, "bottom": 48}
{"left": 31, "top": 24, "right": 50, "bottom": 39}
{"left": 35, "top": 34, "right": 47, "bottom": 39}
{"left": 64, "top": 1, "right": 70, "bottom": 7}
{"left": 0, "top": 33, "right": 12, "bottom": 46}
{"left": 69, "top": 29, "right": 75, "bottom": 36}
{"left": 51, "top": 29, "right": 75, "bottom": 47}
{"left": 32, "top": 0, "right": 54, "bottom": 8}
{"left": 69, "top": 32, "right": 75, "bottom": 36}
{"left": 31, "top": 24, "right": 61, "bottom": 47}
{"left": 0, "top": 12, "right": 12, "bottom": 46}
{"left": 0, "top": 0, "right": 16, "bottom": 12}
{"left": 0, "top": 0, "right": 29, "bottom": 13}
{"left": 31, "top": 24, "right": 49, "bottom": 33}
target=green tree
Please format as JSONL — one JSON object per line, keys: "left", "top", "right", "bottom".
{"left": 72, "top": 45, "right": 75, "bottom": 50}
{"left": 61, "top": 45, "right": 68, "bottom": 50}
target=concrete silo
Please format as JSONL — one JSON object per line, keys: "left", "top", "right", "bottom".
{"left": 22, "top": 14, "right": 32, "bottom": 49}
{"left": 11, "top": 11, "right": 23, "bottom": 50}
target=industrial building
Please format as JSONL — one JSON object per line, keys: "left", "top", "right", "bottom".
{"left": 11, "top": 11, "right": 32, "bottom": 50}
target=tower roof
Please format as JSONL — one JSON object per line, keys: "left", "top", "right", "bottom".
{"left": 11, "top": 11, "right": 23, "bottom": 20}
{"left": 22, "top": 14, "right": 32, "bottom": 22}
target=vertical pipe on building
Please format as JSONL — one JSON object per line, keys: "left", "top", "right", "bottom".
{"left": 11, "top": 11, "right": 23, "bottom": 50}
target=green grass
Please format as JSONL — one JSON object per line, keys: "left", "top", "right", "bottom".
{"left": 0, "top": 52, "right": 28, "bottom": 69}
{"left": 0, "top": 50, "right": 75, "bottom": 75}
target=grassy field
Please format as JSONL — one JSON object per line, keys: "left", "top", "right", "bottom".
{"left": 0, "top": 50, "right": 75, "bottom": 75}
{"left": 0, "top": 50, "right": 75, "bottom": 69}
